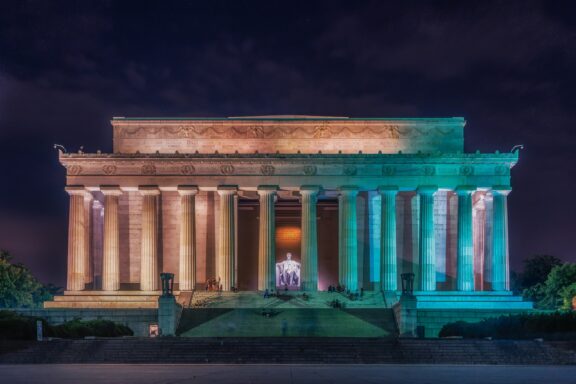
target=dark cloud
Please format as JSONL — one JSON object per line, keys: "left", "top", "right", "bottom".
{"left": 0, "top": 0, "right": 575, "bottom": 285}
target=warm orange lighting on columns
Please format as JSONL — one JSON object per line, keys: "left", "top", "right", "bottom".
{"left": 257, "top": 185, "right": 277, "bottom": 291}
{"left": 65, "top": 185, "right": 89, "bottom": 291}
{"left": 217, "top": 186, "right": 237, "bottom": 291}
{"left": 101, "top": 186, "right": 122, "bottom": 291}
{"left": 140, "top": 186, "right": 161, "bottom": 291}
{"left": 178, "top": 185, "right": 198, "bottom": 291}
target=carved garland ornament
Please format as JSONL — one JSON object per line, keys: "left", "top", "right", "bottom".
{"left": 102, "top": 165, "right": 117, "bottom": 175}
{"left": 117, "top": 124, "right": 454, "bottom": 140}
{"left": 495, "top": 165, "right": 510, "bottom": 175}
{"left": 141, "top": 164, "right": 156, "bottom": 175}
{"left": 180, "top": 165, "right": 196, "bottom": 175}
{"left": 460, "top": 165, "right": 474, "bottom": 176}
{"left": 423, "top": 166, "right": 436, "bottom": 176}
{"left": 343, "top": 165, "right": 357, "bottom": 176}
{"left": 67, "top": 165, "right": 82, "bottom": 175}
{"left": 382, "top": 166, "right": 396, "bottom": 176}
{"left": 303, "top": 165, "right": 317, "bottom": 176}
{"left": 220, "top": 164, "right": 235, "bottom": 175}
{"left": 260, "top": 164, "right": 275, "bottom": 176}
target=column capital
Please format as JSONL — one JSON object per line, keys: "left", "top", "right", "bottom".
{"left": 65, "top": 185, "right": 88, "bottom": 196}
{"left": 378, "top": 185, "right": 399, "bottom": 195}
{"left": 257, "top": 185, "right": 278, "bottom": 194}
{"left": 177, "top": 185, "right": 199, "bottom": 196}
{"left": 492, "top": 185, "right": 511, "bottom": 196}
{"left": 217, "top": 185, "right": 238, "bottom": 195}
{"left": 139, "top": 185, "right": 161, "bottom": 196}
{"left": 455, "top": 185, "right": 476, "bottom": 195}
{"left": 338, "top": 185, "right": 359, "bottom": 196}
{"left": 417, "top": 185, "right": 438, "bottom": 195}
{"left": 100, "top": 185, "right": 123, "bottom": 196}
{"left": 300, "top": 185, "right": 321, "bottom": 195}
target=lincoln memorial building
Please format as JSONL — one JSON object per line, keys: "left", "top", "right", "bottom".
{"left": 45, "top": 116, "right": 531, "bottom": 313}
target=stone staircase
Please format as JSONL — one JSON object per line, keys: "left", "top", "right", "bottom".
{"left": 1, "top": 338, "right": 575, "bottom": 364}
{"left": 44, "top": 291, "right": 161, "bottom": 309}
{"left": 177, "top": 307, "right": 396, "bottom": 337}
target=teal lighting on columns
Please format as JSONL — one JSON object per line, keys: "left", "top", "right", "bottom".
{"left": 492, "top": 186, "right": 511, "bottom": 291}
{"left": 378, "top": 186, "right": 398, "bottom": 292}
{"left": 257, "top": 185, "right": 278, "bottom": 291}
{"left": 339, "top": 186, "right": 359, "bottom": 291}
{"left": 456, "top": 186, "right": 475, "bottom": 291}
{"left": 418, "top": 186, "right": 437, "bottom": 291}
{"left": 300, "top": 186, "right": 320, "bottom": 291}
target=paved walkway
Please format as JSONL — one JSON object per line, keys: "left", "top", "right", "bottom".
{"left": 1, "top": 364, "right": 576, "bottom": 384}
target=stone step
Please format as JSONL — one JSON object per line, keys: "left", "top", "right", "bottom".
{"left": 54, "top": 295, "right": 159, "bottom": 302}
{"left": 43, "top": 301, "right": 158, "bottom": 309}
{"left": 1, "top": 338, "right": 574, "bottom": 364}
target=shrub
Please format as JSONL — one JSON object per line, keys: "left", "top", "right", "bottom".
{"left": 0, "top": 310, "right": 53, "bottom": 340}
{"left": 51, "top": 319, "right": 133, "bottom": 338}
{"left": 439, "top": 312, "right": 576, "bottom": 340}
{"left": 0, "top": 311, "right": 133, "bottom": 339}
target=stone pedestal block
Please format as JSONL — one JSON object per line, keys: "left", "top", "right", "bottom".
{"left": 158, "top": 296, "right": 180, "bottom": 336}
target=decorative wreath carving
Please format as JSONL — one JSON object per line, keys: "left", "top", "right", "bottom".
{"left": 220, "top": 164, "right": 235, "bottom": 175}
{"left": 382, "top": 166, "right": 396, "bottom": 176}
{"left": 180, "top": 165, "right": 196, "bottom": 175}
{"left": 260, "top": 164, "right": 275, "bottom": 176}
{"left": 102, "top": 165, "right": 117, "bottom": 175}
{"left": 67, "top": 165, "right": 82, "bottom": 175}
{"left": 343, "top": 165, "right": 357, "bottom": 176}
{"left": 303, "top": 165, "right": 317, "bottom": 176}
{"left": 423, "top": 166, "right": 436, "bottom": 176}
{"left": 460, "top": 165, "right": 474, "bottom": 176}
{"left": 141, "top": 164, "right": 156, "bottom": 175}
{"left": 495, "top": 165, "right": 509, "bottom": 176}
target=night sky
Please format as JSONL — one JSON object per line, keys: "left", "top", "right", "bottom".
{"left": 0, "top": 1, "right": 575, "bottom": 287}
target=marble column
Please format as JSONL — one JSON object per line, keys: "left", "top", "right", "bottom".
{"left": 492, "top": 187, "right": 510, "bottom": 291}
{"left": 140, "top": 186, "right": 160, "bottom": 291}
{"left": 418, "top": 186, "right": 437, "bottom": 291}
{"left": 101, "top": 186, "right": 122, "bottom": 291}
{"left": 178, "top": 185, "right": 198, "bottom": 291}
{"left": 456, "top": 186, "right": 475, "bottom": 291}
{"left": 300, "top": 186, "right": 320, "bottom": 291}
{"left": 65, "top": 186, "right": 89, "bottom": 291}
{"left": 217, "top": 186, "right": 237, "bottom": 291}
{"left": 257, "top": 186, "right": 277, "bottom": 291}
{"left": 379, "top": 186, "right": 398, "bottom": 292}
{"left": 339, "top": 186, "right": 359, "bottom": 291}
{"left": 84, "top": 193, "right": 93, "bottom": 285}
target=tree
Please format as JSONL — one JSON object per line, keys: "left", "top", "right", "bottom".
{"left": 0, "top": 250, "right": 59, "bottom": 308}
{"left": 519, "top": 255, "right": 563, "bottom": 290}
{"left": 539, "top": 264, "right": 576, "bottom": 309}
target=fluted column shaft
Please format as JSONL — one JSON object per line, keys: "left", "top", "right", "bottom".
{"left": 456, "top": 187, "right": 475, "bottom": 291}
{"left": 379, "top": 186, "right": 398, "bottom": 291}
{"left": 418, "top": 186, "right": 437, "bottom": 291}
{"left": 258, "top": 186, "right": 277, "bottom": 291}
{"left": 140, "top": 187, "right": 160, "bottom": 291}
{"left": 339, "top": 187, "right": 359, "bottom": 291}
{"left": 66, "top": 186, "right": 88, "bottom": 291}
{"left": 300, "top": 186, "right": 319, "bottom": 291}
{"left": 101, "top": 186, "right": 122, "bottom": 291}
{"left": 178, "top": 186, "right": 198, "bottom": 291}
{"left": 217, "top": 187, "right": 237, "bottom": 291}
{"left": 492, "top": 188, "right": 510, "bottom": 291}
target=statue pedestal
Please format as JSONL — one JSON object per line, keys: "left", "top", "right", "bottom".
{"left": 393, "top": 294, "right": 418, "bottom": 338}
{"left": 158, "top": 296, "right": 180, "bottom": 336}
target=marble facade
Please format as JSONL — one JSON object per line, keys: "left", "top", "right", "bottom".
{"left": 46, "top": 116, "right": 522, "bottom": 309}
